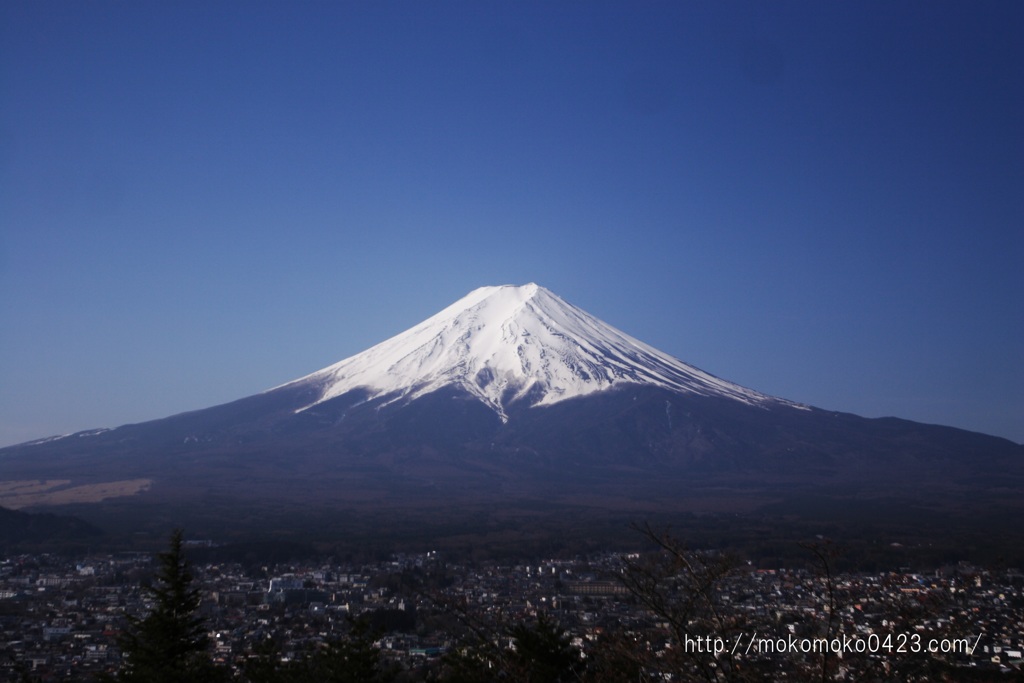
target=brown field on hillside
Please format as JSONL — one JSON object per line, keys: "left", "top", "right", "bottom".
{"left": 0, "top": 479, "right": 152, "bottom": 509}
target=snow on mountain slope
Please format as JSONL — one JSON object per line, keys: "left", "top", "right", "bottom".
{"left": 281, "top": 284, "right": 798, "bottom": 420}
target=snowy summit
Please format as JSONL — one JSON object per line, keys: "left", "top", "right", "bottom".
{"left": 285, "top": 284, "right": 790, "bottom": 420}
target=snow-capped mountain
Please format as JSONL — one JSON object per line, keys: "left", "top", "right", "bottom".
{"left": 283, "top": 283, "right": 796, "bottom": 420}
{"left": 1, "top": 283, "right": 1022, "bottom": 537}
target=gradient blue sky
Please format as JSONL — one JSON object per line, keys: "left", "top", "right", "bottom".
{"left": 2, "top": 1, "right": 1022, "bottom": 447}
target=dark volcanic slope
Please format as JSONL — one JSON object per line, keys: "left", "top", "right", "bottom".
{"left": 0, "top": 505, "right": 103, "bottom": 549}
{"left": 2, "top": 383, "right": 1021, "bottom": 510}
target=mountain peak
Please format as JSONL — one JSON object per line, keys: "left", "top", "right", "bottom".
{"left": 283, "top": 284, "right": 792, "bottom": 420}
{"left": 435, "top": 283, "right": 545, "bottom": 320}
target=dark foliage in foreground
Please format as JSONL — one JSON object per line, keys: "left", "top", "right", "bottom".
{"left": 243, "top": 618, "right": 399, "bottom": 683}
{"left": 99, "top": 529, "right": 1023, "bottom": 683}
{"left": 109, "top": 529, "right": 226, "bottom": 683}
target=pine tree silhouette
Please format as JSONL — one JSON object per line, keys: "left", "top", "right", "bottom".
{"left": 115, "top": 529, "right": 224, "bottom": 683}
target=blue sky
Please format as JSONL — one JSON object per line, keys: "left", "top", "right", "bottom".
{"left": 2, "top": 1, "right": 1022, "bottom": 446}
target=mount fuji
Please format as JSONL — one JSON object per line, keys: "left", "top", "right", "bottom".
{"left": 1, "top": 284, "right": 1021, "bottom": 540}
{"left": 281, "top": 283, "right": 797, "bottom": 419}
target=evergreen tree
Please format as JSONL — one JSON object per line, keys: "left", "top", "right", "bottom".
{"left": 242, "top": 617, "right": 396, "bottom": 683}
{"left": 306, "top": 617, "right": 398, "bottom": 683}
{"left": 507, "top": 613, "right": 581, "bottom": 683}
{"left": 116, "top": 529, "right": 224, "bottom": 683}
{"left": 438, "top": 613, "right": 581, "bottom": 683}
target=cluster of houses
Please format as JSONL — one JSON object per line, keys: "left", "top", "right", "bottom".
{"left": 1, "top": 549, "right": 1021, "bottom": 680}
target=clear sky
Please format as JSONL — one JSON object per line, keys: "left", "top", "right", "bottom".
{"left": 1, "top": 1, "right": 1022, "bottom": 447}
